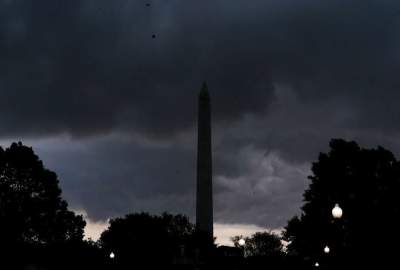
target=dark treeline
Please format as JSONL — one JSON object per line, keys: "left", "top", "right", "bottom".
{"left": 1, "top": 140, "right": 399, "bottom": 269}
{"left": 0, "top": 142, "right": 101, "bottom": 269}
{"left": 284, "top": 139, "right": 400, "bottom": 269}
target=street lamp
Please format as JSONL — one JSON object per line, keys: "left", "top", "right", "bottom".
{"left": 315, "top": 262, "right": 320, "bottom": 267}
{"left": 238, "top": 238, "right": 246, "bottom": 247}
{"left": 324, "top": 245, "right": 330, "bottom": 254}
{"left": 109, "top": 252, "right": 115, "bottom": 259}
{"left": 332, "top": 203, "right": 343, "bottom": 219}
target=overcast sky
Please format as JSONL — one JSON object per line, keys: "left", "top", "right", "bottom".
{"left": 2, "top": 0, "right": 400, "bottom": 245}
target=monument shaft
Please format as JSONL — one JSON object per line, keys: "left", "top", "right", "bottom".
{"left": 196, "top": 83, "right": 213, "bottom": 239}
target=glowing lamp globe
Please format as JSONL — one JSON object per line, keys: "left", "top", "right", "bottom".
{"left": 238, "top": 238, "right": 246, "bottom": 247}
{"left": 315, "top": 262, "right": 320, "bottom": 267}
{"left": 332, "top": 203, "right": 343, "bottom": 219}
{"left": 109, "top": 252, "right": 115, "bottom": 259}
{"left": 324, "top": 246, "right": 330, "bottom": 254}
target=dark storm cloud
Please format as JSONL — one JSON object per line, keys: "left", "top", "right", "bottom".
{"left": 2, "top": 0, "right": 400, "bottom": 142}
{"left": 0, "top": 0, "right": 275, "bottom": 139}
{"left": 30, "top": 136, "right": 198, "bottom": 220}
{"left": 2, "top": 0, "right": 400, "bottom": 228}
{"left": 2, "top": 0, "right": 399, "bottom": 139}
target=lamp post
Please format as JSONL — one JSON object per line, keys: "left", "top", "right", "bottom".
{"left": 314, "top": 204, "right": 344, "bottom": 269}
{"left": 331, "top": 203, "right": 344, "bottom": 269}
{"left": 238, "top": 238, "right": 245, "bottom": 258}
{"left": 108, "top": 251, "right": 116, "bottom": 268}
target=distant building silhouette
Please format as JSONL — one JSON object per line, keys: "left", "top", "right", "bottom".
{"left": 196, "top": 82, "right": 213, "bottom": 241}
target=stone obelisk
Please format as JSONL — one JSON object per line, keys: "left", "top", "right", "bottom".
{"left": 196, "top": 82, "right": 213, "bottom": 241}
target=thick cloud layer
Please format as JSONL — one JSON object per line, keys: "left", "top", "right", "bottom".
{"left": 2, "top": 0, "right": 400, "bottom": 230}
{"left": 0, "top": 0, "right": 275, "bottom": 139}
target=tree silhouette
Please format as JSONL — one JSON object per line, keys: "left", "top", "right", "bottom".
{"left": 239, "top": 232, "right": 283, "bottom": 258}
{"left": 99, "top": 212, "right": 195, "bottom": 266}
{"left": 284, "top": 139, "right": 400, "bottom": 268}
{"left": 0, "top": 142, "right": 85, "bottom": 265}
{"left": 231, "top": 232, "right": 285, "bottom": 269}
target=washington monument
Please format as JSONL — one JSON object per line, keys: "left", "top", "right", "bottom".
{"left": 196, "top": 82, "right": 213, "bottom": 240}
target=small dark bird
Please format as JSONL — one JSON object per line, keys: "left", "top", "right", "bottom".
{"left": 152, "top": 34, "right": 156, "bottom": 38}
{"left": 146, "top": 3, "right": 151, "bottom": 7}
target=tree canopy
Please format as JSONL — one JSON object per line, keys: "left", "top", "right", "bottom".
{"left": 0, "top": 142, "right": 85, "bottom": 247}
{"left": 231, "top": 231, "right": 285, "bottom": 269}
{"left": 232, "top": 231, "right": 284, "bottom": 258}
{"left": 99, "top": 212, "right": 195, "bottom": 265}
{"left": 284, "top": 139, "right": 400, "bottom": 268}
